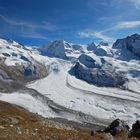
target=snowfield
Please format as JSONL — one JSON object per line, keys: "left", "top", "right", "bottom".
{"left": 27, "top": 58, "right": 140, "bottom": 126}
{"left": 0, "top": 92, "right": 58, "bottom": 118}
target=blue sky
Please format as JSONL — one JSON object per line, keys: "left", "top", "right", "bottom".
{"left": 0, "top": 0, "right": 140, "bottom": 45}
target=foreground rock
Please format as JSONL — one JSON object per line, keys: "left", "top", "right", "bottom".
{"left": 104, "top": 119, "right": 130, "bottom": 136}
{"left": 130, "top": 120, "right": 140, "bottom": 138}
{"left": 102, "top": 119, "right": 140, "bottom": 139}
{"left": 0, "top": 101, "right": 98, "bottom": 140}
{"left": 0, "top": 101, "right": 139, "bottom": 140}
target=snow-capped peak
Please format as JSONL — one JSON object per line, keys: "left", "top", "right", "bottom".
{"left": 0, "top": 38, "right": 20, "bottom": 48}
{"left": 38, "top": 40, "right": 86, "bottom": 60}
{"left": 98, "top": 41, "right": 109, "bottom": 46}
{"left": 87, "top": 41, "right": 96, "bottom": 51}
{"left": 112, "top": 33, "right": 140, "bottom": 60}
{"left": 38, "top": 40, "right": 73, "bottom": 59}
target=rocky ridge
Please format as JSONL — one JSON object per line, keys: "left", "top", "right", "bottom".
{"left": 0, "top": 39, "right": 47, "bottom": 92}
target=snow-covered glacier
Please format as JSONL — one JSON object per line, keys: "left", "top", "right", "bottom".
{"left": 0, "top": 34, "right": 140, "bottom": 128}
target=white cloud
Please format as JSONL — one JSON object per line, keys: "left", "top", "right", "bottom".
{"left": 43, "top": 21, "right": 57, "bottom": 32}
{"left": 99, "top": 20, "right": 140, "bottom": 33}
{"left": 116, "top": 21, "right": 140, "bottom": 29}
{"left": 93, "top": 32, "right": 114, "bottom": 42}
{"left": 0, "top": 15, "right": 57, "bottom": 32}
{"left": 0, "top": 15, "right": 35, "bottom": 29}
{"left": 79, "top": 32, "right": 91, "bottom": 38}
{"left": 131, "top": 0, "right": 140, "bottom": 10}
{"left": 22, "top": 33, "right": 48, "bottom": 40}
{"left": 79, "top": 31, "right": 114, "bottom": 42}
{"left": 0, "top": 15, "right": 56, "bottom": 40}
{"left": 94, "top": 20, "right": 140, "bottom": 33}
{"left": 78, "top": 19, "right": 140, "bottom": 42}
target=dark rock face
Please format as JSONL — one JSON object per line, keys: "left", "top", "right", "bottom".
{"left": 113, "top": 34, "right": 140, "bottom": 57}
{"left": 87, "top": 42, "right": 96, "bottom": 51}
{"left": 90, "top": 119, "right": 140, "bottom": 139}
{"left": 99, "top": 41, "right": 109, "bottom": 46}
{"left": 78, "top": 54, "right": 100, "bottom": 68}
{"left": 0, "top": 39, "right": 47, "bottom": 92}
{"left": 104, "top": 119, "right": 130, "bottom": 136}
{"left": 24, "top": 68, "right": 32, "bottom": 76}
{"left": 72, "top": 44, "right": 83, "bottom": 51}
{"left": 20, "top": 55, "right": 30, "bottom": 62}
{"left": 71, "top": 54, "right": 126, "bottom": 87}
{"left": 130, "top": 120, "right": 140, "bottom": 138}
{"left": 2, "top": 53, "right": 10, "bottom": 57}
{"left": 0, "top": 61, "right": 47, "bottom": 92}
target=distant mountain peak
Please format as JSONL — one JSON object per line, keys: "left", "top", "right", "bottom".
{"left": 98, "top": 41, "right": 109, "bottom": 46}
{"left": 113, "top": 33, "right": 140, "bottom": 59}
{"left": 38, "top": 40, "right": 73, "bottom": 59}
{"left": 87, "top": 41, "right": 96, "bottom": 51}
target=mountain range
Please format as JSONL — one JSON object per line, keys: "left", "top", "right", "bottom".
{"left": 0, "top": 34, "right": 140, "bottom": 132}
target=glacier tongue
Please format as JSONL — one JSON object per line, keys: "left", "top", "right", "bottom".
{"left": 27, "top": 58, "right": 140, "bottom": 127}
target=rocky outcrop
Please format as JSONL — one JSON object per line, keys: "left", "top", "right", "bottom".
{"left": 0, "top": 63, "right": 47, "bottom": 92}
{"left": 1, "top": 100, "right": 139, "bottom": 140}
{"left": 71, "top": 54, "right": 126, "bottom": 87}
{"left": 102, "top": 119, "right": 140, "bottom": 139}
{"left": 104, "top": 119, "right": 130, "bottom": 136}
{"left": 87, "top": 42, "right": 96, "bottom": 51}
{"left": 94, "top": 44, "right": 112, "bottom": 56}
{"left": 130, "top": 120, "right": 140, "bottom": 138}
{"left": 99, "top": 41, "right": 109, "bottom": 46}
{"left": 0, "top": 100, "right": 109, "bottom": 140}
{"left": 0, "top": 39, "right": 47, "bottom": 92}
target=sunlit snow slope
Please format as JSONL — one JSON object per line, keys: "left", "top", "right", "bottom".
{"left": 27, "top": 57, "right": 140, "bottom": 126}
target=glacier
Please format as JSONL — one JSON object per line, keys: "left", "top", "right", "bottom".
{"left": 0, "top": 34, "right": 140, "bottom": 128}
